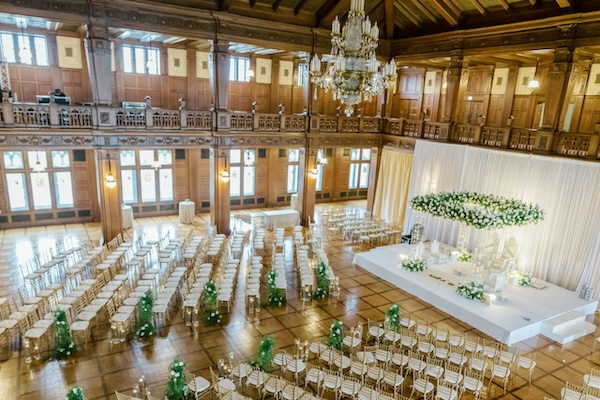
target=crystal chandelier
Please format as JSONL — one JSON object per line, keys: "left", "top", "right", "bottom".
{"left": 309, "top": 0, "right": 397, "bottom": 117}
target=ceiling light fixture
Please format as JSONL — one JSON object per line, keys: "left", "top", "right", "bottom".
{"left": 32, "top": 150, "right": 45, "bottom": 173}
{"left": 244, "top": 150, "right": 254, "bottom": 167}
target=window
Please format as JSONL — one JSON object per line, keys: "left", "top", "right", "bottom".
{"left": 315, "top": 149, "right": 324, "bottom": 192}
{"left": 123, "top": 45, "right": 160, "bottom": 75}
{"left": 229, "top": 149, "right": 256, "bottom": 197}
{"left": 349, "top": 148, "right": 371, "bottom": 190}
{"left": 297, "top": 64, "right": 308, "bottom": 86}
{"left": 120, "top": 149, "right": 173, "bottom": 205}
{"left": 0, "top": 32, "right": 48, "bottom": 66}
{"left": 287, "top": 149, "right": 299, "bottom": 194}
{"left": 229, "top": 56, "right": 251, "bottom": 82}
{"left": 3, "top": 150, "right": 75, "bottom": 212}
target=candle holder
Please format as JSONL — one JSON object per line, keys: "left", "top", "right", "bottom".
{"left": 133, "top": 375, "right": 151, "bottom": 399}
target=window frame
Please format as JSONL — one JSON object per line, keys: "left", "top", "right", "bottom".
{"left": 229, "top": 56, "right": 251, "bottom": 82}
{"left": 0, "top": 31, "right": 49, "bottom": 66}
{"left": 229, "top": 148, "right": 256, "bottom": 199}
{"left": 348, "top": 148, "right": 371, "bottom": 190}
{"left": 120, "top": 149, "right": 174, "bottom": 207}
{"left": 122, "top": 44, "right": 161, "bottom": 75}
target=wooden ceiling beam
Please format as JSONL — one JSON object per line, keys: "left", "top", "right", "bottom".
{"left": 385, "top": 0, "right": 394, "bottom": 38}
{"left": 555, "top": 0, "right": 570, "bottom": 7}
{"left": 316, "top": 0, "right": 346, "bottom": 26}
{"left": 496, "top": 0, "right": 510, "bottom": 11}
{"left": 426, "top": 0, "right": 460, "bottom": 26}
{"left": 529, "top": 0, "right": 536, "bottom": 4}
{"left": 441, "top": 0, "right": 461, "bottom": 18}
{"left": 249, "top": 0, "right": 257, "bottom": 8}
{"left": 294, "top": 0, "right": 310, "bottom": 15}
{"left": 392, "top": 16, "right": 407, "bottom": 31}
{"left": 468, "top": 0, "right": 486, "bottom": 15}
{"left": 408, "top": 0, "right": 437, "bottom": 23}
{"left": 394, "top": 2, "right": 421, "bottom": 28}
{"left": 272, "top": 0, "right": 284, "bottom": 12}
{"left": 219, "top": 0, "right": 231, "bottom": 11}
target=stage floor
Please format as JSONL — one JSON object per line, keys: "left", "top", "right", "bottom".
{"left": 353, "top": 244, "right": 598, "bottom": 345}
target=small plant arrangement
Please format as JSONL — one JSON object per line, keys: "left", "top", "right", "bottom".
{"left": 251, "top": 336, "right": 276, "bottom": 372}
{"left": 457, "top": 250, "right": 473, "bottom": 262}
{"left": 518, "top": 272, "right": 532, "bottom": 286}
{"left": 165, "top": 357, "right": 187, "bottom": 400}
{"left": 384, "top": 304, "right": 401, "bottom": 331}
{"left": 134, "top": 290, "right": 156, "bottom": 342}
{"left": 326, "top": 320, "right": 344, "bottom": 351}
{"left": 313, "top": 261, "right": 330, "bottom": 299}
{"left": 203, "top": 280, "right": 222, "bottom": 325}
{"left": 51, "top": 309, "right": 76, "bottom": 360}
{"left": 267, "top": 269, "right": 286, "bottom": 306}
{"left": 66, "top": 386, "right": 84, "bottom": 400}
{"left": 401, "top": 257, "right": 426, "bottom": 272}
{"left": 456, "top": 281, "right": 486, "bottom": 300}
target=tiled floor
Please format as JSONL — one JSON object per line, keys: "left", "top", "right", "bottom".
{"left": 0, "top": 200, "right": 599, "bottom": 399}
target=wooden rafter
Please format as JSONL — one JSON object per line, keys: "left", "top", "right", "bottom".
{"left": 555, "top": 0, "right": 570, "bottom": 7}
{"left": 394, "top": 2, "right": 422, "bottom": 28}
{"left": 441, "top": 0, "right": 461, "bottom": 18}
{"left": 294, "top": 0, "right": 310, "bottom": 15}
{"left": 249, "top": 0, "right": 257, "bottom": 8}
{"left": 496, "top": 0, "right": 510, "bottom": 11}
{"left": 385, "top": 0, "right": 395, "bottom": 38}
{"left": 316, "top": 0, "right": 342, "bottom": 25}
{"left": 219, "top": 0, "right": 231, "bottom": 11}
{"left": 468, "top": 0, "right": 486, "bottom": 15}
{"left": 529, "top": 0, "right": 536, "bottom": 4}
{"left": 426, "top": 0, "right": 460, "bottom": 26}
{"left": 272, "top": 0, "right": 284, "bottom": 12}
{"left": 408, "top": 0, "right": 437, "bottom": 23}
{"left": 392, "top": 16, "right": 407, "bottom": 31}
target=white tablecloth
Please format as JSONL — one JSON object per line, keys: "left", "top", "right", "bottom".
{"left": 290, "top": 193, "right": 298, "bottom": 210}
{"left": 353, "top": 243, "right": 598, "bottom": 345}
{"left": 179, "top": 200, "right": 195, "bottom": 224}
{"left": 122, "top": 205, "right": 134, "bottom": 229}
{"left": 251, "top": 210, "right": 300, "bottom": 229}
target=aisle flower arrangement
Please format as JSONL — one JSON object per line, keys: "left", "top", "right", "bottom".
{"left": 326, "top": 320, "right": 344, "bottom": 351}
{"left": 410, "top": 191, "right": 545, "bottom": 229}
{"left": 313, "top": 261, "right": 330, "bottom": 299}
{"left": 165, "top": 357, "right": 187, "bottom": 400}
{"left": 456, "top": 281, "right": 486, "bottom": 300}
{"left": 518, "top": 272, "right": 532, "bottom": 286}
{"left": 457, "top": 250, "right": 473, "bottom": 262}
{"left": 251, "top": 336, "right": 276, "bottom": 372}
{"left": 134, "top": 290, "right": 156, "bottom": 342}
{"left": 401, "top": 258, "right": 426, "bottom": 272}
{"left": 267, "top": 269, "right": 286, "bottom": 306}
{"left": 50, "top": 309, "right": 76, "bottom": 360}
{"left": 66, "top": 386, "right": 84, "bottom": 400}
{"left": 203, "top": 280, "right": 222, "bottom": 325}
{"left": 384, "top": 304, "right": 401, "bottom": 331}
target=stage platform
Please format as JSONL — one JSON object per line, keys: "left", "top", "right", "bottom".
{"left": 353, "top": 244, "right": 598, "bottom": 345}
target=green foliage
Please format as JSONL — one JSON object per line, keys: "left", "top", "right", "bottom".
{"left": 134, "top": 290, "right": 156, "bottom": 342}
{"left": 401, "top": 258, "right": 426, "bottom": 272}
{"left": 313, "top": 261, "right": 330, "bottom": 299}
{"left": 50, "top": 309, "right": 76, "bottom": 360}
{"left": 203, "top": 280, "right": 222, "bottom": 326}
{"left": 267, "top": 269, "right": 285, "bottom": 306}
{"left": 66, "top": 386, "right": 84, "bottom": 400}
{"left": 456, "top": 281, "right": 486, "bottom": 300}
{"left": 251, "top": 336, "right": 276, "bottom": 372}
{"left": 165, "top": 357, "right": 187, "bottom": 400}
{"left": 326, "top": 320, "right": 344, "bottom": 351}
{"left": 384, "top": 304, "right": 401, "bottom": 331}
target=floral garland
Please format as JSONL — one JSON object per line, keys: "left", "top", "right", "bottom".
{"left": 457, "top": 250, "right": 473, "bottom": 262}
{"left": 66, "top": 386, "right": 84, "bottom": 400}
{"left": 203, "top": 280, "right": 222, "bottom": 325}
{"left": 267, "top": 269, "right": 286, "bottom": 306}
{"left": 165, "top": 357, "right": 187, "bottom": 400}
{"left": 51, "top": 309, "right": 76, "bottom": 360}
{"left": 326, "top": 320, "right": 344, "bottom": 351}
{"left": 384, "top": 304, "right": 401, "bottom": 331}
{"left": 134, "top": 290, "right": 156, "bottom": 342}
{"left": 518, "top": 272, "right": 532, "bottom": 286}
{"left": 401, "top": 258, "right": 426, "bottom": 272}
{"left": 251, "top": 336, "right": 276, "bottom": 372}
{"left": 456, "top": 281, "right": 486, "bottom": 300}
{"left": 410, "top": 191, "right": 545, "bottom": 230}
{"left": 313, "top": 261, "right": 330, "bottom": 299}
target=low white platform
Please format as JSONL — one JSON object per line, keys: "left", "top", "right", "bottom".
{"left": 540, "top": 311, "right": 597, "bottom": 345}
{"left": 353, "top": 244, "right": 598, "bottom": 345}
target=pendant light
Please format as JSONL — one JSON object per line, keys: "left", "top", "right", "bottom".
{"left": 105, "top": 155, "right": 117, "bottom": 188}
{"left": 32, "top": 150, "right": 45, "bottom": 173}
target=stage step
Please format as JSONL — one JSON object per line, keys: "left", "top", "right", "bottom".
{"left": 541, "top": 312, "right": 596, "bottom": 345}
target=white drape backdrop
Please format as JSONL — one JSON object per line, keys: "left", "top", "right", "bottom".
{"left": 372, "top": 147, "right": 414, "bottom": 226}
{"left": 403, "top": 141, "right": 600, "bottom": 298}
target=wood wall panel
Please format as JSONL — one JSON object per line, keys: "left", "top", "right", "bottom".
{"left": 8, "top": 65, "right": 53, "bottom": 102}
{"left": 487, "top": 95, "right": 504, "bottom": 127}
{"left": 229, "top": 82, "right": 252, "bottom": 112}
{"left": 120, "top": 74, "right": 163, "bottom": 106}
{"left": 512, "top": 96, "right": 533, "bottom": 128}
{"left": 60, "top": 69, "right": 86, "bottom": 104}
{"left": 579, "top": 96, "right": 600, "bottom": 133}
{"left": 255, "top": 83, "right": 271, "bottom": 113}
{"left": 278, "top": 85, "right": 292, "bottom": 114}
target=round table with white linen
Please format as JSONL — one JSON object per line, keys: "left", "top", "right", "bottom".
{"left": 122, "top": 205, "right": 134, "bottom": 229}
{"left": 179, "top": 200, "right": 195, "bottom": 224}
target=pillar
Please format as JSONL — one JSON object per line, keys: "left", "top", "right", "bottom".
{"left": 542, "top": 47, "right": 574, "bottom": 131}
{"left": 366, "top": 146, "right": 380, "bottom": 214}
{"left": 96, "top": 149, "right": 122, "bottom": 244}
{"left": 209, "top": 40, "right": 230, "bottom": 112}
{"left": 299, "top": 147, "right": 316, "bottom": 226}
{"left": 210, "top": 148, "right": 231, "bottom": 235}
{"left": 84, "top": 27, "right": 114, "bottom": 106}
{"left": 442, "top": 56, "right": 463, "bottom": 122}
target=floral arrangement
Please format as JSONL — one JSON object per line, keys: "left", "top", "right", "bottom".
{"left": 203, "top": 280, "right": 222, "bottom": 325}
{"left": 518, "top": 272, "right": 532, "bottom": 286}
{"left": 456, "top": 281, "right": 486, "bottom": 300}
{"left": 384, "top": 304, "right": 401, "bottom": 331}
{"left": 326, "top": 320, "right": 344, "bottom": 351}
{"left": 66, "top": 386, "right": 84, "bottom": 400}
{"left": 134, "top": 290, "right": 156, "bottom": 342}
{"left": 401, "top": 258, "right": 426, "bottom": 272}
{"left": 267, "top": 269, "right": 286, "bottom": 306}
{"left": 251, "top": 336, "right": 276, "bottom": 372}
{"left": 457, "top": 250, "right": 472, "bottom": 262}
{"left": 313, "top": 261, "right": 330, "bottom": 299}
{"left": 410, "top": 191, "right": 545, "bottom": 230}
{"left": 165, "top": 357, "right": 187, "bottom": 400}
{"left": 51, "top": 309, "right": 76, "bottom": 360}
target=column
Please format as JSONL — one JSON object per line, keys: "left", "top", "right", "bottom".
{"left": 442, "top": 56, "right": 463, "bottom": 122}
{"left": 542, "top": 47, "right": 574, "bottom": 131}
{"left": 299, "top": 147, "right": 316, "bottom": 226}
{"left": 210, "top": 147, "right": 231, "bottom": 235}
{"left": 84, "top": 26, "right": 114, "bottom": 106}
{"left": 208, "top": 40, "right": 230, "bottom": 111}
{"left": 365, "top": 146, "right": 380, "bottom": 214}
{"left": 96, "top": 149, "right": 122, "bottom": 243}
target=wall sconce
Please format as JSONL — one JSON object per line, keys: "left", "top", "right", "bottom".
{"left": 151, "top": 159, "right": 162, "bottom": 170}
{"left": 105, "top": 155, "right": 117, "bottom": 189}
{"left": 528, "top": 59, "right": 540, "bottom": 92}
{"left": 221, "top": 156, "right": 230, "bottom": 183}
{"left": 309, "top": 167, "right": 319, "bottom": 179}
{"left": 244, "top": 149, "right": 254, "bottom": 167}
{"left": 317, "top": 156, "right": 328, "bottom": 166}
{"left": 32, "top": 150, "right": 45, "bottom": 173}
